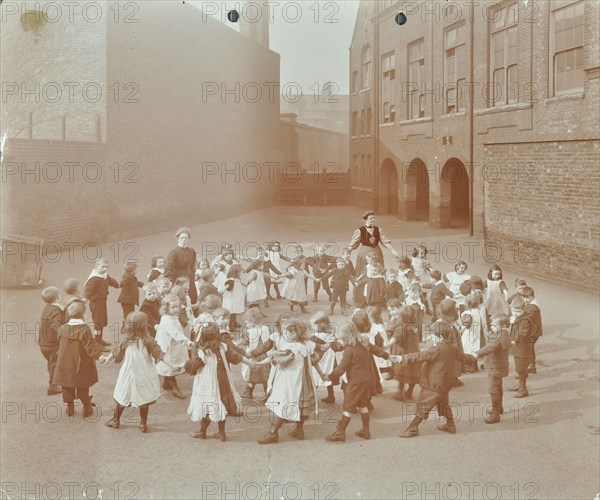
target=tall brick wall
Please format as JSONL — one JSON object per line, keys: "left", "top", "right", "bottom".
{"left": 1, "top": 1, "right": 282, "bottom": 243}
{"left": 484, "top": 140, "right": 600, "bottom": 291}
{"left": 105, "top": 1, "right": 281, "bottom": 239}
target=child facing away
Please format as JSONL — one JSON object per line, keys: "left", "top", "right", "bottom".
{"left": 62, "top": 278, "right": 83, "bottom": 310}
{"left": 485, "top": 265, "right": 510, "bottom": 317}
{"left": 398, "top": 300, "right": 476, "bottom": 438}
{"left": 187, "top": 323, "right": 255, "bottom": 441}
{"left": 38, "top": 286, "right": 65, "bottom": 396}
{"left": 429, "top": 270, "right": 454, "bottom": 322}
{"left": 101, "top": 312, "right": 172, "bottom": 433}
{"left": 366, "top": 306, "right": 392, "bottom": 379}
{"left": 83, "top": 257, "right": 120, "bottom": 350}
{"left": 155, "top": 294, "right": 193, "bottom": 399}
{"left": 117, "top": 262, "right": 144, "bottom": 319}
{"left": 386, "top": 306, "right": 421, "bottom": 401}
{"left": 52, "top": 300, "right": 105, "bottom": 417}
{"left": 147, "top": 255, "right": 165, "bottom": 282}
{"left": 139, "top": 283, "right": 161, "bottom": 338}
{"left": 309, "top": 311, "right": 339, "bottom": 404}
{"left": 473, "top": 313, "right": 512, "bottom": 424}
{"left": 323, "top": 323, "right": 400, "bottom": 442}
{"left": 256, "top": 319, "right": 325, "bottom": 444}
{"left": 507, "top": 278, "right": 528, "bottom": 304}
{"left": 238, "top": 308, "right": 271, "bottom": 399}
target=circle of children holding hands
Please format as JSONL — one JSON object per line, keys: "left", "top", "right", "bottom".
{"left": 37, "top": 218, "right": 543, "bottom": 440}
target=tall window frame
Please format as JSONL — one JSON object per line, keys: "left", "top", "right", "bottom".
{"left": 489, "top": 3, "right": 519, "bottom": 106}
{"left": 408, "top": 38, "right": 426, "bottom": 119}
{"left": 362, "top": 45, "right": 371, "bottom": 90}
{"left": 551, "top": 1, "right": 584, "bottom": 96}
{"left": 444, "top": 22, "right": 466, "bottom": 114}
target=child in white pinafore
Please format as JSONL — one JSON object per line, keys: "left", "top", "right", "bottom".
{"left": 366, "top": 306, "right": 392, "bottom": 378}
{"left": 309, "top": 311, "right": 339, "bottom": 403}
{"left": 244, "top": 260, "right": 268, "bottom": 316}
{"left": 218, "top": 264, "right": 247, "bottom": 331}
{"left": 461, "top": 294, "right": 487, "bottom": 370}
{"left": 155, "top": 294, "right": 193, "bottom": 399}
{"left": 485, "top": 265, "right": 510, "bottom": 317}
{"left": 188, "top": 323, "right": 254, "bottom": 441}
{"left": 238, "top": 308, "right": 271, "bottom": 399}
{"left": 256, "top": 318, "right": 325, "bottom": 444}
{"left": 102, "top": 312, "right": 173, "bottom": 433}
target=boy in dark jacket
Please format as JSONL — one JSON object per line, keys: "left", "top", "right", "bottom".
{"left": 117, "top": 262, "right": 143, "bottom": 319}
{"left": 399, "top": 300, "right": 476, "bottom": 438}
{"left": 429, "top": 270, "right": 454, "bottom": 322}
{"left": 322, "top": 258, "right": 355, "bottom": 315}
{"left": 522, "top": 287, "right": 543, "bottom": 373}
{"left": 84, "top": 258, "right": 120, "bottom": 350}
{"left": 508, "top": 296, "right": 536, "bottom": 397}
{"left": 39, "top": 287, "right": 65, "bottom": 395}
{"left": 385, "top": 269, "right": 404, "bottom": 304}
{"left": 474, "top": 313, "right": 511, "bottom": 423}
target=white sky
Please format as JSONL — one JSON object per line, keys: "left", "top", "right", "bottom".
{"left": 189, "top": 0, "right": 361, "bottom": 95}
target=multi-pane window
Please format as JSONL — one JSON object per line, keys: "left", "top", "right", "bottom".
{"left": 352, "top": 71, "right": 358, "bottom": 94}
{"left": 353, "top": 154, "right": 358, "bottom": 186}
{"left": 490, "top": 3, "right": 518, "bottom": 106}
{"left": 382, "top": 52, "right": 396, "bottom": 80}
{"left": 367, "top": 155, "right": 372, "bottom": 189}
{"left": 352, "top": 111, "right": 358, "bottom": 137}
{"left": 360, "top": 154, "right": 365, "bottom": 188}
{"left": 362, "top": 45, "right": 371, "bottom": 89}
{"left": 366, "top": 108, "right": 372, "bottom": 135}
{"left": 360, "top": 109, "right": 366, "bottom": 136}
{"left": 552, "top": 1, "right": 584, "bottom": 96}
{"left": 444, "top": 23, "right": 466, "bottom": 113}
{"left": 383, "top": 102, "right": 390, "bottom": 123}
{"left": 408, "top": 39, "right": 425, "bottom": 118}
{"left": 381, "top": 51, "right": 395, "bottom": 123}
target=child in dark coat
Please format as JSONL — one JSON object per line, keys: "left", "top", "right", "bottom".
{"left": 84, "top": 258, "right": 120, "bottom": 349}
{"left": 323, "top": 323, "right": 399, "bottom": 442}
{"left": 118, "top": 262, "right": 143, "bottom": 319}
{"left": 474, "top": 313, "right": 511, "bottom": 424}
{"left": 52, "top": 301, "right": 104, "bottom": 417}
{"left": 508, "top": 296, "right": 536, "bottom": 397}
{"left": 386, "top": 306, "right": 420, "bottom": 401}
{"left": 522, "top": 286, "right": 543, "bottom": 373}
{"left": 385, "top": 269, "right": 404, "bottom": 304}
{"left": 39, "top": 287, "right": 65, "bottom": 395}
{"left": 322, "top": 258, "right": 355, "bottom": 315}
{"left": 139, "top": 283, "right": 161, "bottom": 337}
{"left": 398, "top": 300, "right": 476, "bottom": 438}
{"left": 429, "top": 270, "right": 454, "bottom": 322}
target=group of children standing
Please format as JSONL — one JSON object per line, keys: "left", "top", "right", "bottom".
{"left": 37, "top": 232, "right": 543, "bottom": 441}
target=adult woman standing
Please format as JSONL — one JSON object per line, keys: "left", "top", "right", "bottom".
{"left": 348, "top": 211, "right": 399, "bottom": 307}
{"left": 165, "top": 227, "right": 198, "bottom": 305}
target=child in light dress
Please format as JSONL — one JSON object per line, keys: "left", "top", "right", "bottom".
{"left": 102, "top": 312, "right": 173, "bottom": 433}
{"left": 155, "top": 294, "right": 193, "bottom": 399}
{"left": 309, "top": 311, "right": 339, "bottom": 403}
{"left": 238, "top": 308, "right": 271, "bottom": 399}
{"left": 187, "top": 323, "right": 255, "bottom": 441}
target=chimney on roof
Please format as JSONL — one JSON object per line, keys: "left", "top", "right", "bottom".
{"left": 239, "top": 0, "right": 270, "bottom": 49}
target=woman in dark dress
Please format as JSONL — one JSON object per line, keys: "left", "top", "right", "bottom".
{"left": 348, "top": 211, "right": 399, "bottom": 307}
{"left": 165, "top": 226, "right": 198, "bottom": 305}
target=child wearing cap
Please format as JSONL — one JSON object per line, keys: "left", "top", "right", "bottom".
{"left": 39, "top": 287, "right": 65, "bottom": 396}
{"left": 474, "top": 313, "right": 512, "bottom": 424}
{"left": 507, "top": 295, "right": 535, "bottom": 398}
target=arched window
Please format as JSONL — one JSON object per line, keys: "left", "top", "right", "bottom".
{"left": 362, "top": 45, "right": 371, "bottom": 90}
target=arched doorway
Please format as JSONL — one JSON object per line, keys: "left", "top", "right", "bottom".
{"left": 379, "top": 159, "right": 398, "bottom": 215}
{"left": 406, "top": 158, "right": 430, "bottom": 221}
{"left": 441, "top": 159, "right": 470, "bottom": 228}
